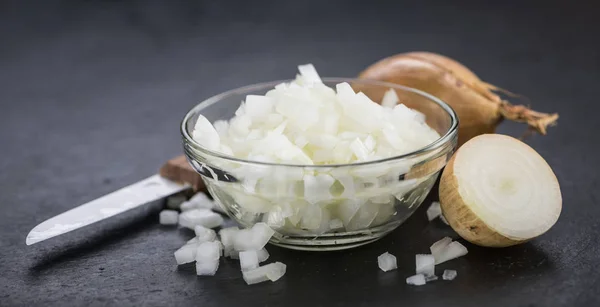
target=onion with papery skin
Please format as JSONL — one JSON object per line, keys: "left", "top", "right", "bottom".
{"left": 358, "top": 52, "right": 559, "bottom": 147}
{"left": 439, "top": 134, "right": 562, "bottom": 247}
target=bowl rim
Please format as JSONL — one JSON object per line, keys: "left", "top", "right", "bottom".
{"left": 181, "top": 77, "right": 458, "bottom": 168}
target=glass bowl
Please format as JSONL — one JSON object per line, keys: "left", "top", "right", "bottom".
{"left": 181, "top": 78, "right": 458, "bottom": 251}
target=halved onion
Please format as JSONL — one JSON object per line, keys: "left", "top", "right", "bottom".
{"left": 439, "top": 134, "right": 562, "bottom": 247}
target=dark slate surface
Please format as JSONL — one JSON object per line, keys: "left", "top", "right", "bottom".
{"left": 1, "top": 0, "right": 598, "bottom": 306}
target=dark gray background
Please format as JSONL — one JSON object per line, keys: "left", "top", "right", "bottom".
{"left": 1, "top": 0, "right": 598, "bottom": 306}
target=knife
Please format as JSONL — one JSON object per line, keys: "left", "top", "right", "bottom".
{"left": 26, "top": 156, "right": 204, "bottom": 245}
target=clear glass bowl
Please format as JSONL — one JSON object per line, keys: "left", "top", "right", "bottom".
{"left": 181, "top": 78, "right": 458, "bottom": 251}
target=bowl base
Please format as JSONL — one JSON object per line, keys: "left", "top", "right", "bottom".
{"left": 267, "top": 222, "right": 400, "bottom": 251}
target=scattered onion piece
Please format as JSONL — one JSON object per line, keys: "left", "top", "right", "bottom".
{"left": 242, "top": 262, "right": 287, "bottom": 285}
{"left": 415, "top": 254, "right": 435, "bottom": 277}
{"left": 406, "top": 274, "right": 426, "bottom": 286}
{"left": 377, "top": 252, "right": 398, "bottom": 272}
{"left": 239, "top": 250, "right": 260, "bottom": 271}
{"left": 430, "top": 237, "right": 452, "bottom": 257}
{"left": 426, "top": 201, "right": 442, "bottom": 221}
{"left": 434, "top": 241, "right": 468, "bottom": 265}
{"left": 159, "top": 210, "right": 178, "bottom": 225}
{"left": 443, "top": 269, "right": 457, "bottom": 281}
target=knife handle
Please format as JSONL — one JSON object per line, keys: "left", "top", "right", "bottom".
{"left": 159, "top": 155, "right": 205, "bottom": 191}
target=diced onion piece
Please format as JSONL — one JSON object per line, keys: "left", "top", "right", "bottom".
{"left": 239, "top": 250, "right": 260, "bottom": 271}
{"left": 377, "top": 252, "right": 398, "bottom": 272}
{"left": 299, "top": 205, "right": 325, "bottom": 230}
{"left": 294, "top": 135, "right": 309, "bottom": 148}
{"left": 245, "top": 95, "right": 275, "bottom": 120}
{"left": 430, "top": 237, "right": 453, "bottom": 258}
{"left": 232, "top": 230, "right": 257, "bottom": 251}
{"left": 443, "top": 269, "right": 457, "bottom": 281}
{"left": 336, "top": 199, "right": 362, "bottom": 228}
{"left": 233, "top": 223, "right": 275, "bottom": 251}
{"left": 257, "top": 248, "right": 270, "bottom": 263}
{"left": 426, "top": 201, "right": 442, "bottom": 221}
{"left": 218, "top": 227, "right": 240, "bottom": 257}
{"left": 332, "top": 175, "right": 356, "bottom": 199}
{"left": 192, "top": 114, "right": 220, "bottom": 151}
{"left": 381, "top": 88, "right": 399, "bottom": 108}
{"left": 349, "top": 138, "right": 370, "bottom": 161}
{"left": 178, "top": 209, "right": 224, "bottom": 229}
{"left": 187, "top": 64, "right": 445, "bottom": 236}
{"left": 179, "top": 201, "right": 197, "bottom": 212}
{"left": 371, "top": 201, "right": 396, "bottom": 227}
{"left": 329, "top": 218, "right": 344, "bottom": 230}
{"left": 213, "top": 120, "right": 229, "bottom": 137}
{"left": 415, "top": 254, "right": 435, "bottom": 277}
{"left": 159, "top": 210, "right": 178, "bottom": 225}
{"left": 303, "top": 174, "right": 335, "bottom": 204}
{"left": 298, "top": 64, "right": 322, "bottom": 84}
{"left": 196, "top": 260, "right": 219, "bottom": 276}
{"left": 242, "top": 262, "right": 287, "bottom": 285}
{"left": 364, "top": 135, "right": 376, "bottom": 152}
{"left": 406, "top": 274, "right": 426, "bottom": 286}
{"left": 194, "top": 225, "right": 217, "bottom": 242}
{"left": 186, "top": 237, "right": 199, "bottom": 246}
{"left": 264, "top": 208, "right": 286, "bottom": 229}
{"left": 174, "top": 244, "right": 197, "bottom": 265}
{"left": 393, "top": 104, "right": 424, "bottom": 124}
{"left": 425, "top": 275, "right": 438, "bottom": 282}
{"left": 188, "top": 192, "right": 215, "bottom": 210}
{"left": 435, "top": 241, "right": 468, "bottom": 265}
{"left": 346, "top": 203, "right": 378, "bottom": 231}
{"left": 196, "top": 241, "right": 221, "bottom": 262}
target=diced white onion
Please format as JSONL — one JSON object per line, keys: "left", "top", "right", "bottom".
{"left": 189, "top": 64, "right": 442, "bottom": 235}
{"left": 159, "top": 210, "right": 178, "bottom": 225}
{"left": 434, "top": 241, "right": 468, "bottom": 265}
{"left": 257, "top": 248, "right": 270, "bottom": 263}
{"left": 406, "top": 274, "right": 426, "bottom": 286}
{"left": 298, "top": 64, "right": 322, "bottom": 84}
{"left": 242, "top": 262, "right": 287, "bottom": 285}
{"left": 239, "top": 250, "right": 259, "bottom": 271}
{"left": 219, "top": 227, "right": 240, "bottom": 257}
{"left": 188, "top": 192, "right": 215, "bottom": 210}
{"left": 179, "top": 201, "right": 197, "bottom": 212}
{"left": 195, "top": 241, "right": 221, "bottom": 262}
{"left": 303, "top": 174, "right": 335, "bottom": 204}
{"left": 430, "top": 237, "right": 452, "bottom": 258}
{"left": 174, "top": 244, "right": 197, "bottom": 265}
{"left": 329, "top": 218, "right": 344, "bottom": 230}
{"left": 415, "top": 254, "right": 435, "bottom": 277}
{"left": 192, "top": 114, "right": 220, "bottom": 151}
{"left": 381, "top": 88, "right": 399, "bottom": 108}
{"left": 233, "top": 223, "right": 275, "bottom": 252}
{"left": 426, "top": 201, "right": 442, "bottom": 221}
{"left": 196, "top": 260, "right": 219, "bottom": 276}
{"left": 194, "top": 225, "right": 217, "bottom": 242}
{"left": 377, "top": 252, "right": 397, "bottom": 272}
{"left": 179, "top": 209, "right": 224, "bottom": 229}
{"left": 442, "top": 269, "right": 457, "bottom": 281}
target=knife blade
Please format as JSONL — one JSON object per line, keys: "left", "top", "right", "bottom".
{"left": 26, "top": 175, "right": 190, "bottom": 245}
{"left": 26, "top": 155, "right": 203, "bottom": 245}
